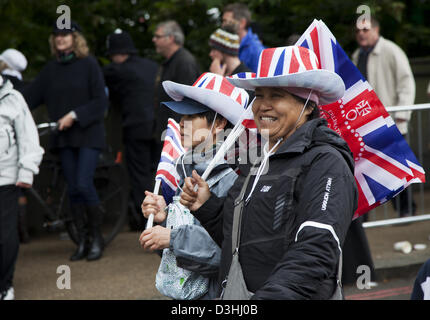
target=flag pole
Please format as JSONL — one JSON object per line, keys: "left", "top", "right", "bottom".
{"left": 199, "top": 100, "right": 254, "bottom": 184}
{"left": 145, "top": 178, "right": 161, "bottom": 230}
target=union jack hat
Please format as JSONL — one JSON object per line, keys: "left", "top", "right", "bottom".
{"left": 227, "top": 46, "right": 345, "bottom": 105}
{"left": 162, "top": 72, "right": 249, "bottom": 125}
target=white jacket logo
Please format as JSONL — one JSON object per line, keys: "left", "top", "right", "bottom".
{"left": 321, "top": 178, "right": 332, "bottom": 211}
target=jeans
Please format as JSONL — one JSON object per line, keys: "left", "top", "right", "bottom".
{"left": 59, "top": 147, "right": 100, "bottom": 206}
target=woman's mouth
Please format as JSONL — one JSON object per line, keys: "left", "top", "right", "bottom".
{"left": 259, "top": 116, "right": 277, "bottom": 122}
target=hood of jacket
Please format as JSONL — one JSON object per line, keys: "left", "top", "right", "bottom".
{"left": 0, "top": 78, "right": 14, "bottom": 100}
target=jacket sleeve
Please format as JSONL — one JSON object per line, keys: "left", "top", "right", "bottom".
{"left": 11, "top": 92, "right": 44, "bottom": 185}
{"left": 192, "top": 193, "right": 225, "bottom": 247}
{"left": 170, "top": 224, "right": 221, "bottom": 277}
{"left": 74, "top": 57, "right": 108, "bottom": 128}
{"left": 252, "top": 151, "right": 357, "bottom": 300}
{"left": 22, "top": 65, "right": 48, "bottom": 110}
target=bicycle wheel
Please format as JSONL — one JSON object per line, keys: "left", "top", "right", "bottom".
{"left": 93, "top": 162, "right": 128, "bottom": 246}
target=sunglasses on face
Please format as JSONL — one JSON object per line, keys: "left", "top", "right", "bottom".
{"left": 153, "top": 33, "right": 169, "bottom": 39}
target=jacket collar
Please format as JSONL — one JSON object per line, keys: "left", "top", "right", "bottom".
{"left": 0, "top": 78, "right": 13, "bottom": 99}
{"left": 274, "top": 118, "right": 326, "bottom": 156}
{"left": 370, "top": 36, "right": 384, "bottom": 55}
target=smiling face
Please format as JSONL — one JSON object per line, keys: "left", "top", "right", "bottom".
{"left": 252, "top": 87, "right": 312, "bottom": 149}
{"left": 54, "top": 33, "right": 74, "bottom": 52}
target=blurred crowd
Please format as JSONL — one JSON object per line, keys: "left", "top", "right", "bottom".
{"left": 1, "top": 2, "right": 429, "bottom": 301}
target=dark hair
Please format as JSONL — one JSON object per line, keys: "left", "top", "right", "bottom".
{"left": 223, "top": 3, "right": 251, "bottom": 29}
{"left": 195, "top": 110, "right": 233, "bottom": 130}
{"left": 290, "top": 94, "right": 320, "bottom": 120}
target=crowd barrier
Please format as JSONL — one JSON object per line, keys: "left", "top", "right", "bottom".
{"left": 363, "top": 103, "right": 430, "bottom": 228}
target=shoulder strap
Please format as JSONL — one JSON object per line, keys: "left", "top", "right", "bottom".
{"left": 231, "top": 172, "right": 253, "bottom": 254}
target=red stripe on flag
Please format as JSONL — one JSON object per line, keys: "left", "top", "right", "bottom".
{"left": 242, "top": 119, "right": 257, "bottom": 129}
{"left": 219, "top": 79, "right": 234, "bottom": 97}
{"left": 163, "top": 143, "right": 180, "bottom": 159}
{"left": 298, "top": 46, "right": 313, "bottom": 70}
{"left": 156, "top": 169, "right": 178, "bottom": 187}
{"left": 236, "top": 93, "right": 242, "bottom": 105}
{"left": 205, "top": 77, "right": 216, "bottom": 90}
{"left": 362, "top": 149, "right": 411, "bottom": 180}
{"left": 259, "top": 48, "right": 276, "bottom": 77}
{"left": 289, "top": 50, "right": 300, "bottom": 73}
{"left": 167, "top": 119, "right": 181, "bottom": 137}
{"left": 409, "top": 167, "right": 426, "bottom": 183}
{"left": 310, "top": 28, "right": 321, "bottom": 65}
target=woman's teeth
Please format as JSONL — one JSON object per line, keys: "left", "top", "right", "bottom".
{"left": 260, "top": 116, "right": 276, "bottom": 122}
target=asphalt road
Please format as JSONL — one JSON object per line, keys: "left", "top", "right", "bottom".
{"left": 14, "top": 230, "right": 168, "bottom": 300}
{"left": 13, "top": 221, "right": 428, "bottom": 300}
{"left": 344, "top": 276, "right": 416, "bottom": 300}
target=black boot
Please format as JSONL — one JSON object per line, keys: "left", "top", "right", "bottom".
{"left": 70, "top": 204, "right": 88, "bottom": 261}
{"left": 86, "top": 205, "right": 104, "bottom": 261}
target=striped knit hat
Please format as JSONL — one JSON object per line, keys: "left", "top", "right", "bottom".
{"left": 209, "top": 28, "right": 240, "bottom": 56}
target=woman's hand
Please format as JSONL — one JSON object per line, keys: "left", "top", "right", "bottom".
{"left": 16, "top": 182, "right": 32, "bottom": 189}
{"left": 141, "top": 191, "right": 167, "bottom": 223}
{"left": 57, "top": 112, "right": 75, "bottom": 131}
{"left": 139, "top": 226, "right": 171, "bottom": 251}
{"left": 180, "top": 170, "right": 210, "bottom": 211}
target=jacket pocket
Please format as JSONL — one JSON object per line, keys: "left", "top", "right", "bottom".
{"left": 0, "top": 126, "right": 12, "bottom": 155}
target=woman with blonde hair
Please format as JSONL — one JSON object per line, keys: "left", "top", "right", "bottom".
{"left": 23, "top": 21, "right": 108, "bottom": 261}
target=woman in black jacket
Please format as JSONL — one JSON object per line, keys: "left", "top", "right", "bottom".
{"left": 23, "top": 22, "right": 108, "bottom": 261}
{"left": 180, "top": 46, "right": 358, "bottom": 299}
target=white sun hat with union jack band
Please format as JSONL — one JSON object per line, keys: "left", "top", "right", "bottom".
{"left": 227, "top": 45, "right": 345, "bottom": 105}
{"left": 162, "top": 72, "right": 249, "bottom": 125}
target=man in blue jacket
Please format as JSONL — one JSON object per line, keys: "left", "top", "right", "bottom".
{"left": 222, "top": 3, "right": 265, "bottom": 73}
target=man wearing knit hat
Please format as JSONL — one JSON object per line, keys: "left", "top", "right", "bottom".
{"left": 208, "top": 26, "right": 251, "bottom": 77}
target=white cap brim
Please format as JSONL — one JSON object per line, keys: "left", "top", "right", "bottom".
{"left": 162, "top": 81, "right": 248, "bottom": 125}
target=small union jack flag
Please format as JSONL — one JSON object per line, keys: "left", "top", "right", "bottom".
{"left": 296, "top": 20, "right": 425, "bottom": 219}
{"left": 155, "top": 118, "right": 185, "bottom": 204}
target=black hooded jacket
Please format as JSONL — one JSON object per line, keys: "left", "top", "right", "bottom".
{"left": 194, "top": 118, "right": 358, "bottom": 299}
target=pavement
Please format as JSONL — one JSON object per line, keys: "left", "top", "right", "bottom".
{"left": 364, "top": 217, "right": 430, "bottom": 282}
{"left": 12, "top": 207, "right": 430, "bottom": 300}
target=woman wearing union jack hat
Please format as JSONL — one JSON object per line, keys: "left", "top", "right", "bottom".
{"left": 180, "top": 46, "right": 358, "bottom": 299}
{"left": 140, "top": 72, "right": 250, "bottom": 299}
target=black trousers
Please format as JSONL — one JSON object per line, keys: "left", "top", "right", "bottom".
{"left": 342, "top": 216, "right": 376, "bottom": 285}
{"left": 0, "top": 185, "right": 19, "bottom": 292}
{"left": 123, "top": 137, "right": 153, "bottom": 228}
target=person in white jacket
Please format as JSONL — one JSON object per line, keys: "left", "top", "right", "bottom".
{"left": 0, "top": 75, "right": 44, "bottom": 300}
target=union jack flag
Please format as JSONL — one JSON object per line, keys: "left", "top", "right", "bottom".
{"left": 155, "top": 118, "right": 185, "bottom": 204}
{"left": 296, "top": 20, "right": 425, "bottom": 219}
